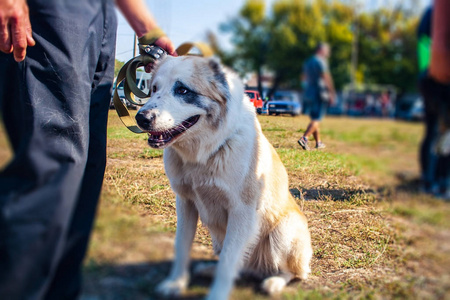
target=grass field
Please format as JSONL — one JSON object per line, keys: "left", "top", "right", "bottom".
{"left": 1, "top": 111, "right": 449, "bottom": 299}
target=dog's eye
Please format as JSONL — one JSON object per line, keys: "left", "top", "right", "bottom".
{"left": 152, "top": 85, "right": 157, "bottom": 93}
{"left": 176, "top": 87, "right": 189, "bottom": 95}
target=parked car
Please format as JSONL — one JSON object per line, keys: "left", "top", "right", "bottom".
{"left": 110, "top": 71, "right": 152, "bottom": 110}
{"left": 245, "top": 90, "right": 263, "bottom": 113}
{"left": 265, "top": 90, "right": 302, "bottom": 116}
{"left": 342, "top": 84, "right": 397, "bottom": 118}
{"left": 395, "top": 94, "right": 424, "bottom": 121}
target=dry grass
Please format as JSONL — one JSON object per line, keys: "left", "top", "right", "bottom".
{"left": 0, "top": 112, "right": 449, "bottom": 299}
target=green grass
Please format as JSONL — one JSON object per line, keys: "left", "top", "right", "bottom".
{"left": 320, "top": 119, "right": 421, "bottom": 148}
{"left": 107, "top": 125, "right": 146, "bottom": 140}
{"left": 140, "top": 148, "right": 164, "bottom": 159}
{"left": 0, "top": 112, "right": 449, "bottom": 300}
{"left": 388, "top": 197, "right": 450, "bottom": 228}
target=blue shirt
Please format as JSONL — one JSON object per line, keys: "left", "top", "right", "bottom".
{"left": 303, "top": 55, "right": 328, "bottom": 102}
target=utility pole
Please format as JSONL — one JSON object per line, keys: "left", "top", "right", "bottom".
{"left": 133, "top": 34, "right": 138, "bottom": 57}
{"left": 350, "top": 1, "right": 361, "bottom": 89}
{"left": 350, "top": 20, "right": 358, "bottom": 89}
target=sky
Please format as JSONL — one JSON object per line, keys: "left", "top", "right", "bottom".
{"left": 114, "top": 0, "right": 432, "bottom": 62}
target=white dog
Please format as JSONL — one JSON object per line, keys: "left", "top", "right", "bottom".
{"left": 135, "top": 56, "right": 312, "bottom": 300}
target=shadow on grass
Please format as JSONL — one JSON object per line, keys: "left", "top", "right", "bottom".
{"left": 290, "top": 188, "right": 376, "bottom": 201}
{"left": 82, "top": 259, "right": 265, "bottom": 300}
{"left": 394, "top": 172, "right": 423, "bottom": 194}
{"left": 290, "top": 172, "right": 431, "bottom": 202}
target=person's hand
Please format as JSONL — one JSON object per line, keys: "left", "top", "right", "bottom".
{"left": 329, "top": 93, "right": 336, "bottom": 106}
{"left": 144, "top": 36, "right": 177, "bottom": 72}
{"left": 154, "top": 36, "right": 177, "bottom": 57}
{"left": 0, "top": 0, "right": 36, "bottom": 62}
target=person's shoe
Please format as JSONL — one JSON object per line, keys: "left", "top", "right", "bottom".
{"left": 315, "top": 142, "right": 326, "bottom": 149}
{"left": 444, "top": 191, "right": 450, "bottom": 202}
{"left": 435, "top": 190, "right": 450, "bottom": 202}
{"left": 298, "top": 137, "right": 310, "bottom": 150}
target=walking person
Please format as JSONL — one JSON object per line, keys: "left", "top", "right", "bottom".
{"left": 298, "top": 43, "right": 336, "bottom": 150}
{"left": 0, "top": 0, "right": 176, "bottom": 299}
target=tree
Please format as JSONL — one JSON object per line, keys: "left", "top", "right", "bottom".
{"left": 217, "top": 0, "right": 420, "bottom": 95}
{"left": 219, "top": 0, "right": 270, "bottom": 97}
{"left": 266, "top": 0, "right": 325, "bottom": 96}
{"left": 114, "top": 59, "right": 125, "bottom": 79}
{"left": 321, "top": 1, "right": 354, "bottom": 89}
{"left": 357, "top": 8, "right": 419, "bottom": 92}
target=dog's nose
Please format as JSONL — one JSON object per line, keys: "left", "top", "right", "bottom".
{"left": 135, "top": 110, "right": 156, "bottom": 130}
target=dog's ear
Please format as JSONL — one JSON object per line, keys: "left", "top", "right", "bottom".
{"left": 206, "top": 58, "right": 230, "bottom": 104}
{"left": 208, "top": 58, "right": 228, "bottom": 88}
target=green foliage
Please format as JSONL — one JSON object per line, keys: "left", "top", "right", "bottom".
{"left": 114, "top": 59, "right": 125, "bottom": 78}
{"left": 218, "top": 0, "right": 420, "bottom": 93}
{"left": 219, "top": 0, "right": 270, "bottom": 96}
{"left": 240, "top": 0, "right": 266, "bottom": 26}
{"left": 357, "top": 9, "right": 419, "bottom": 92}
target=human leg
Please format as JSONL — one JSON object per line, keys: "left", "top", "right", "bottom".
{"left": 312, "top": 123, "right": 321, "bottom": 145}
{"left": 304, "top": 121, "right": 319, "bottom": 139}
{"left": 0, "top": 1, "right": 116, "bottom": 298}
{"left": 299, "top": 97, "right": 321, "bottom": 150}
{"left": 298, "top": 120, "right": 319, "bottom": 150}
{"left": 435, "top": 83, "right": 450, "bottom": 197}
{"left": 44, "top": 3, "right": 118, "bottom": 298}
{"left": 310, "top": 99, "right": 327, "bottom": 148}
{"left": 419, "top": 75, "right": 440, "bottom": 192}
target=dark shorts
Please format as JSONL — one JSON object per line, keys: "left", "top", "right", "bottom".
{"left": 304, "top": 98, "right": 327, "bottom": 121}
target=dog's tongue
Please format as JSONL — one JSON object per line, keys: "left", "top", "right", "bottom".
{"left": 148, "top": 115, "right": 200, "bottom": 140}
{"left": 146, "top": 115, "right": 200, "bottom": 149}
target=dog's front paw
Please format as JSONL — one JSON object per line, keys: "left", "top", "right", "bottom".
{"left": 261, "top": 276, "right": 287, "bottom": 295}
{"left": 155, "top": 276, "right": 189, "bottom": 297}
{"left": 205, "top": 283, "right": 232, "bottom": 300}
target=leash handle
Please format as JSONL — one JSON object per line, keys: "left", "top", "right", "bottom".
{"left": 176, "top": 42, "right": 214, "bottom": 57}
{"left": 113, "top": 45, "right": 167, "bottom": 134}
{"left": 114, "top": 42, "right": 214, "bottom": 134}
{"left": 113, "top": 57, "right": 145, "bottom": 133}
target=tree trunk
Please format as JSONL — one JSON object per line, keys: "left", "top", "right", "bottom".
{"left": 266, "top": 73, "right": 283, "bottom": 99}
{"left": 257, "top": 66, "right": 264, "bottom": 98}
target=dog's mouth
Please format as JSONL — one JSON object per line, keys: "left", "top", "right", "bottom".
{"left": 146, "top": 115, "right": 200, "bottom": 149}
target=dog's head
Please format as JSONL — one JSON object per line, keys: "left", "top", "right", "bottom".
{"left": 135, "top": 56, "right": 231, "bottom": 149}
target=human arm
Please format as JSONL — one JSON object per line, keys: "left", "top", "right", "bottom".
{"left": 300, "top": 73, "right": 307, "bottom": 89}
{"left": 0, "top": 0, "right": 35, "bottom": 62}
{"left": 429, "top": 0, "right": 450, "bottom": 84}
{"left": 301, "top": 73, "right": 306, "bottom": 81}
{"left": 322, "top": 71, "right": 336, "bottom": 104}
{"left": 115, "top": 0, "right": 176, "bottom": 56}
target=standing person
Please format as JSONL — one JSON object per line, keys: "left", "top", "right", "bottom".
{"left": 298, "top": 43, "right": 336, "bottom": 150}
{"left": 0, "top": 0, "right": 176, "bottom": 299}
{"left": 417, "top": 1, "right": 450, "bottom": 199}
{"left": 380, "top": 91, "right": 391, "bottom": 118}
{"left": 417, "top": 6, "right": 437, "bottom": 194}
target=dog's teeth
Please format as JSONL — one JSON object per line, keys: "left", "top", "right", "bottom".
{"left": 159, "top": 135, "right": 163, "bottom": 140}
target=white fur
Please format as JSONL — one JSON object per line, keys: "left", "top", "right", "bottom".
{"left": 137, "top": 56, "right": 312, "bottom": 299}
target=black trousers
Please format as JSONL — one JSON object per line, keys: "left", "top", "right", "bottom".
{"left": 0, "top": 0, "right": 117, "bottom": 299}
{"left": 419, "top": 73, "right": 450, "bottom": 193}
